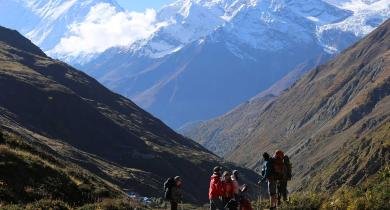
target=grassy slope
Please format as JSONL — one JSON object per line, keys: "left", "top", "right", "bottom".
{"left": 0, "top": 130, "right": 126, "bottom": 207}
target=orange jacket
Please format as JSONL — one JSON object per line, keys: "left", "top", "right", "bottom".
{"left": 222, "top": 180, "right": 235, "bottom": 199}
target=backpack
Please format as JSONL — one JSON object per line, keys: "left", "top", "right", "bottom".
{"left": 271, "top": 157, "right": 286, "bottom": 180}
{"left": 163, "top": 177, "right": 175, "bottom": 200}
{"left": 285, "top": 161, "right": 292, "bottom": 180}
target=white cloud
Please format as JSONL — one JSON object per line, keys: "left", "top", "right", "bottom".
{"left": 51, "top": 3, "right": 167, "bottom": 58}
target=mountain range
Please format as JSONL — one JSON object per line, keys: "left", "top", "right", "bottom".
{"left": 0, "top": 25, "right": 258, "bottom": 204}
{"left": 0, "top": 1, "right": 389, "bottom": 209}
{"left": 184, "top": 19, "right": 390, "bottom": 193}
{"left": 0, "top": 0, "right": 388, "bottom": 128}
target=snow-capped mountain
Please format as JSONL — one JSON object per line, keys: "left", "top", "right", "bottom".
{"left": 116, "top": 0, "right": 389, "bottom": 60}
{"left": 82, "top": 0, "right": 388, "bottom": 128}
{"left": 318, "top": 0, "right": 390, "bottom": 52}
{"left": 124, "top": 0, "right": 252, "bottom": 59}
{"left": 0, "top": 0, "right": 122, "bottom": 53}
{"left": 1, "top": 0, "right": 388, "bottom": 128}
{"left": 82, "top": 0, "right": 356, "bottom": 128}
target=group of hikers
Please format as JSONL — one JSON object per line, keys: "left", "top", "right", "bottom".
{"left": 163, "top": 150, "right": 292, "bottom": 210}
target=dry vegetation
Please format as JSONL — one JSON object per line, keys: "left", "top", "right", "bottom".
{"left": 0, "top": 130, "right": 127, "bottom": 209}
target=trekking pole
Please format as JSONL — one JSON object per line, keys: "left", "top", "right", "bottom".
{"left": 258, "top": 185, "right": 261, "bottom": 210}
{"left": 258, "top": 175, "right": 264, "bottom": 210}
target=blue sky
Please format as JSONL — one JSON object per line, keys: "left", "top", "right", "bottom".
{"left": 116, "top": 0, "right": 175, "bottom": 11}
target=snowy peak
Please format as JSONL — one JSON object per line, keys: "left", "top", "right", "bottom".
{"left": 128, "top": 0, "right": 263, "bottom": 57}
{"left": 0, "top": 0, "right": 388, "bottom": 63}
{"left": 213, "top": 0, "right": 351, "bottom": 53}
{"left": 0, "top": 0, "right": 123, "bottom": 63}
{"left": 0, "top": 0, "right": 123, "bottom": 51}
{"left": 317, "top": 0, "right": 390, "bottom": 53}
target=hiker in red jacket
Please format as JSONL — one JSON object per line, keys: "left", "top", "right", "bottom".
{"left": 209, "top": 166, "right": 224, "bottom": 210}
{"left": 222, "top": 171, "right": 236, "bottom": 210}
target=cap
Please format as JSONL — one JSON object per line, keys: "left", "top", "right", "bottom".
{"left": 232, "top": 170, "right": 239, "bottom": 176}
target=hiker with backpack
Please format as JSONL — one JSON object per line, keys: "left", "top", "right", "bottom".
{"left": 222, "top": 171, "right": 237, "bottom": 210}
{"left": 277, "top": 155, "right": 292, "bottom": 204}
{"left": 164, "top": 176, "right": 183, "bottom": 210}
{"left": 209, "top": 166, "right": 224, "bottom": 210}
{"left": 258, "top": 152, "right": 278, "bottom": 210}
{"left": 272, "top": 150, "right": 287, "bottom": 207}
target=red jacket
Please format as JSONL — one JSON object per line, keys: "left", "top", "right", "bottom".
{"left": 222, "top": 180, "right": 235, "bottom": 199}
{"left": 209, "top": 174, "right": 223, "bottom": 199}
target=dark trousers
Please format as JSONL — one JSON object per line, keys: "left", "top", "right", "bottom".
{"left": 210, "top": 198, "right": 224, "bottom": 210}
{"left": 170, "top": 201, "right": 178, "bottom": 210}
{"left": 223, "top": 197, "right": 238, "bottom": 210}
{"left": 277, "top": 180, "right": 288, "bottom": 202}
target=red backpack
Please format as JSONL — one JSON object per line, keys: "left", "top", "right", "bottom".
{"left": 272, "top": 150, "right": 286, "bottom": 180}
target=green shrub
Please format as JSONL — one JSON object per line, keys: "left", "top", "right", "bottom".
{"left": 280, "top": 192, "right": 327, "bottom": 210}
{"left": 0, "top": 204, "right": 24, "bottom": 210}
{"left": 322, "top": 167, "right": 390, "bottom": 210}
{"left": 2, "top": 201, "right": 69, "bottom": 210}
{"left": 25, "top": 199, "right": 70, "bottom": 210}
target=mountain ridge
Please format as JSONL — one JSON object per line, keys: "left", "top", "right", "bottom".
{"left": 1, "top": 0, "right": 388, "bottom": 128}
{"left": 184, "top": 19, "right": 390, "bottom": 193}
{"left": 80, "top": 0, "right": 389, "bottom": 128}
{"left": 0, "top": 25, "right": 258, "bottom": 203}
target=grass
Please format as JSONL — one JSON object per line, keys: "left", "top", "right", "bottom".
{"left": 77, "top": 198, "right": 147, "bottom": 210}
{"left": 0, "top": 130, "right": 124, "bottom": 208}
{"left": 250, "top": 166, "right": 389, "bottom": 210}
{"left": 0, "top": 129, "right": 388, "bottom": 210}
{"left": 321, "top": 166, "right": 390, "bottom": 210}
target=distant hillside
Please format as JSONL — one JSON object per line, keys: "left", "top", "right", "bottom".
{"left": 0, "top": 26, "right": 258, "bottom": 204}
{"left": 179, "top": 63, "right": 314, "bottom": 157}
{"left": 185, "top": 19, "right": 390, "bottom": 193}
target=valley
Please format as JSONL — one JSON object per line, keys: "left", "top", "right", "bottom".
{"left": 0, "top": 0, "right": 389, "bottom": 209}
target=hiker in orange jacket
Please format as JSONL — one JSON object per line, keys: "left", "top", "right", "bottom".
{"left": 209, "top": 166, "right": 224, "bottom": 210}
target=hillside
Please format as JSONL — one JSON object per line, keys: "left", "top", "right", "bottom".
{"left": 179, "top": 65, "right": 311, "bottom": 157}
{"left": 0, "top": 129, "right": 128, "bottom": 208}
{"left": 185, "top": 19, "right": 390, "bottom": 193}
{"left": 0, "top": 26, "right": 258, "bottom": 204}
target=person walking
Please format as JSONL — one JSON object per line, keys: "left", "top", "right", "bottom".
{"left": 231, "top": 170, "right": 241, "bottom": 197}
{"left": 272, "top": 150, "right": 287, "bottom": 207}
{"left": 209, "top": 166, "right": 224, "bottom": 210}
{"left": 169, "top": 176, "right": 183, "bottom": 210}
{"left": 277, "top": 155, "right": 292, "bottom": 204}
{"left": 258, "top": 152, "right": 278, "bottom": 210}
